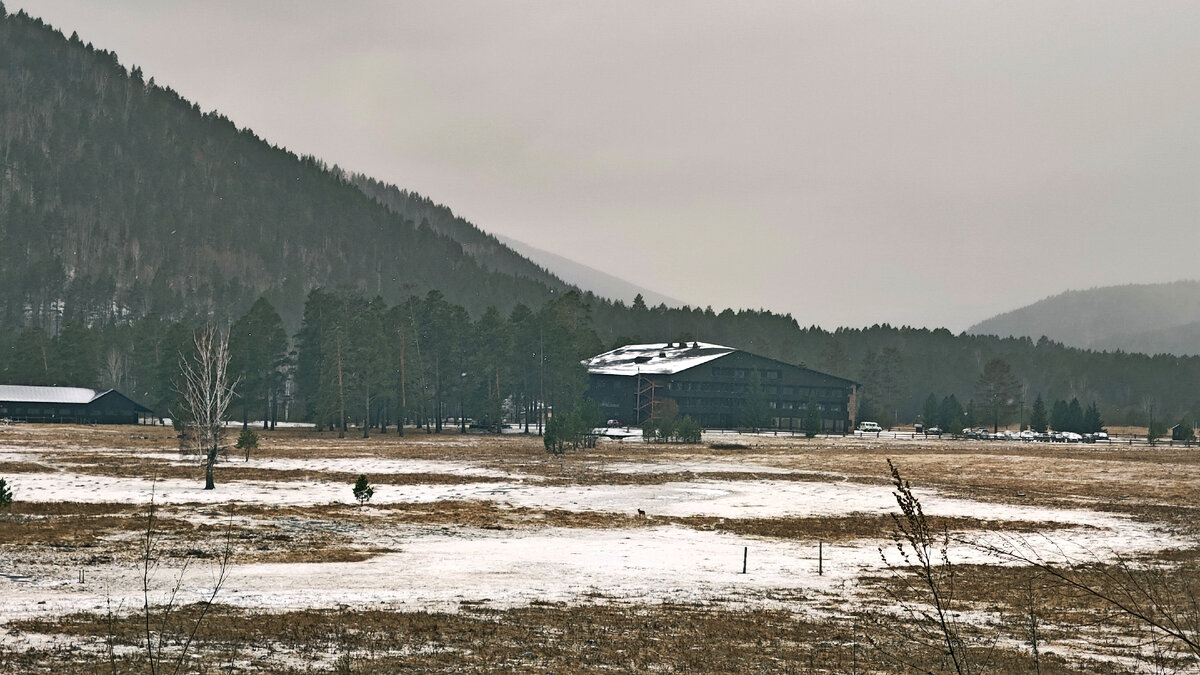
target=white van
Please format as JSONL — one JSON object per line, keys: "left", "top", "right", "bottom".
{"left": 857, "top": 421, "right": 882, "bottom": 433}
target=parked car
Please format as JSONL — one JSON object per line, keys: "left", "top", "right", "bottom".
{"left": 925, "top": 426, "right": 943, "bottom": 436}
{"left": 1019, "top": 430, "right": 1036, "bottom": 441}
{"left": 857, "top": 421, "right": 883, "bottom": 433}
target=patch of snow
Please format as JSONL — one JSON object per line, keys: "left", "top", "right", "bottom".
{"left": 6, "top": 472, "right": 514, "bottom": 506}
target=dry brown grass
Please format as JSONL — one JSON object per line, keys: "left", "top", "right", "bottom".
{"left": 0, "top": 461, "right": 54, "bottom": 473}
{"left": 0, "top": 501, "right": 189, "bottom": 548}
{"left": 862, "top": 547, "right": 1200, "bottom": 672}
{"left": 0, "top": 500, "right": 383, "bottom": 565}
{"left": 7, "top": 601, "right": 1107, "bottom": 674}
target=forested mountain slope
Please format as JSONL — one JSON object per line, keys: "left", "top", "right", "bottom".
{"left": 348, "top": 175, "right": 681, "bottom": 308}
{"left": 969, "top": 281, "right": 1200, "bottom": 356}
{"left": 348, "top": 174, "right": 563, "bottom": 289}
{"left": 4, "top": 5, "right": 1200, "bottom": 430}
{"left": 0, "top": 7, "right": 568, "bottom": 331}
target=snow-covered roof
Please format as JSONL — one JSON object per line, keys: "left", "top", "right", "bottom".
{"left": 585, "top": 342, "right": 735, "bottom": 376}
{"left": 0, "top": 385, "right": 107, "bottom": 404}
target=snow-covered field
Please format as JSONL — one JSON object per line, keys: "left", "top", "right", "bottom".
{"left": 1, "top": 434, "right": 1189, "bottom": 630}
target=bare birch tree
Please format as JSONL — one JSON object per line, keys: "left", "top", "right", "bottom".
{"left": 178, "top": 325, "right": 238, "bottom": 490}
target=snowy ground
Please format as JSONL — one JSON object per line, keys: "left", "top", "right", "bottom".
{"left": 1, "top": 433, "right": 1189, "bottom": 630}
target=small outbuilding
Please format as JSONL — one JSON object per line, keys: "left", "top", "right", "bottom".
{"left": 0, "top": 385, "right": 153, "bottom": 424}
{"left": 585, "top": 342, "right": 858, "bottom": 432}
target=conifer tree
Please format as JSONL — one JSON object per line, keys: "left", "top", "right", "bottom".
{"left": 1050, "top": 399, "right": 1070, "bottom": 432}
{"left": 1083, "top": 401, "right": 1104, "bottom": 434}
{"left": 739, "top": 371, "right": 772, "bottom": 430}
{"left": 922, "top": 393, "right": 939, "bottom": 429}
{"left": 975, "top": 358, "right": 1021, "bottom": 432}
{"left": 352, "top": 474, "right": 374, "bottom": 507}
{"left": 804, "top": 398, "right": 822, "bottom": 438}
{"left": 1029, "top": 394, "right": 1048, "bottom": 433}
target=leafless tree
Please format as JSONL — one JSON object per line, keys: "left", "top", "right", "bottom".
{"left": 103, "top": 346, "right": 125, "bottom": 390}
{"left": 139, "top": 479, "right": 234, "bottom": 674}
{"left": 178, "top": 325, "right": 239, "bottom": 490}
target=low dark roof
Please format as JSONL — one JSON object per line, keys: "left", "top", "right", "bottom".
{"left": 0, "top": 385, "right": 152, "bottom": 412}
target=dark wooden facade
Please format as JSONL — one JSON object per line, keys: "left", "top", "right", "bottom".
{"left": 587, "top": 347, "right": 858, "bottom": 432}
{"left": 0, "top": 388, "right": 153, "bottom": 424}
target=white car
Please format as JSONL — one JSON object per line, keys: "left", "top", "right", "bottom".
{"left": 857, "top": 421, "right": 883, "bottom": 433}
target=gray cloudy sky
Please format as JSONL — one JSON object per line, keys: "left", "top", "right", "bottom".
{"left": 15, "top": 1, "right": 1200, "bottom": 330}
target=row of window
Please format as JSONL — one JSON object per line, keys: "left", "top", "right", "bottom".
{"left": 668, "top": 397, "right": 843, "bottom": 414}
{"left": 677, "top": 413, "right": 850, "bottom": 430}
{"left": 769, "top": 401, "right": 843, "bottom": 412}
{"left": 711, "top": 367, "right": 782, "bottom": 380}
{"left": 668, "top": 380, "right": 843, "bottom": 399}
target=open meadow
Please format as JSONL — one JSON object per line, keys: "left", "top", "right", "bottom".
{"left": 1, "top": 423, "right": 1198, "bottom": 673}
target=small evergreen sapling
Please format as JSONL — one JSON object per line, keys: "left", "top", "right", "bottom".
{"left": 236, "top": 427, "right": 259, "bottom": 461}
{"left": 0, "top": 477, "right": 12, "bottom": 509}
{"left": 804, "top": 398, "right": 822, "bottom": 438}
{"left": 352, "top": 474, "right": 374, "bottom": 507}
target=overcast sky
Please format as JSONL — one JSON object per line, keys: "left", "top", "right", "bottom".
{"left": 15, "top": 1, "right": 1200, "bottom": 330}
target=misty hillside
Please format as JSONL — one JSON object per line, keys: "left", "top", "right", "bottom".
{"left": 492, "top": 234, "right": 683, "bottom": 308}
{"left": 348, "top": 175, "right": 566, "bottom": 288}
{"left": 349, "top": 175, "right": 683, "bottom": 308}
{"left": 0, "top": 8, "right": 572, "bottom": 330}
{"left": 968, "top": 280, "right": 1200, "bottom": 355}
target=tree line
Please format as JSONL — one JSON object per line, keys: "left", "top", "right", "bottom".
{"left": 7, "top": 292, "right": 1200, "bottom": 433}
{"left": 0, "top": 289, "right": 603, "bottom": 432}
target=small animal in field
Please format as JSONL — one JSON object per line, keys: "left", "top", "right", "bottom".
{"left": 637, "top": 509, "right": 646, "bottom": 517}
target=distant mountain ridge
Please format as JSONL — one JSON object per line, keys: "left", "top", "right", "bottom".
{"left": 968, "top": 280, "right": 1200, "bottom": 356}
{"left": 492, "top": 235, "right": 683, "bottom": 308}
